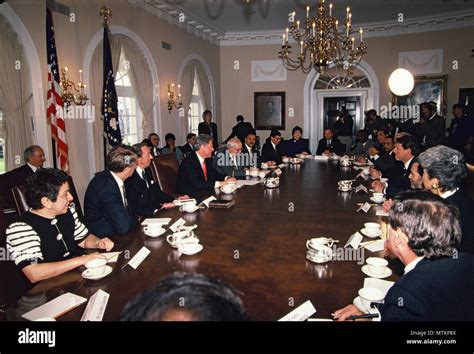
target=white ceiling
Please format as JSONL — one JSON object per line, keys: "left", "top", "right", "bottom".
{"left": 150, "top": 0, "right": 474, "bottom": 33}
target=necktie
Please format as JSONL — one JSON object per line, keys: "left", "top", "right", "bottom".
{"left": 121, "top": 185, "right": 128, "bottom": 207}
{"left": 327, "top": 140, "right": 331, "bottom": 148}
{"left": 141, "top": 170, "right": 149, "bottom": 188}
{"left": 202, "top": 160, "right": 208, "bottom": 181}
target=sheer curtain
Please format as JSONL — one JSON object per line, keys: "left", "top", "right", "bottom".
{"left": 0, "top": 15, "right": 33, "bottom": 171}
{"left": 89, "top": 32, "right": 122, "bottom": 172}
{"left": 179, "top": 63, "right": 196, "bottom": 143}
{"left": 195, "top": 62, "right": 211, "bottom": 111}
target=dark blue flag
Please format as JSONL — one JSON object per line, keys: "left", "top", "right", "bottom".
{"left": 101, "top": 26, "right": 121, "bottom": 147}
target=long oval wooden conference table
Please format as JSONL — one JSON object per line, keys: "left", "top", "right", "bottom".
{"left": 7, "top": 159, "right": 402, "bottom": 321}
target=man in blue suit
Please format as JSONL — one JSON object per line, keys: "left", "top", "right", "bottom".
{"left": 333, "top": 191, "right": 474, "bottom": 321}
{"left": 84, "top": 145, "right": 138, "bottom": 237}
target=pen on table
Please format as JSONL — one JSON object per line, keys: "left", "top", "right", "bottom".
{"left": 347, "top": 313, "right": 379, "bottom": 320}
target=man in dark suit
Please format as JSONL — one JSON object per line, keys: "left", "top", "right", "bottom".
{"left": 84, "top": 145, "right": 138, "bottom": 237}
{"left": 420, "top": 102, "right": 446, "bottom": 148}
{"left": 225, "top": 115, "right": 254, "bottom": 144}
{"left": 241, "top": 131, "right": 259, "bottom": 168}
{"left": 176, "top": 134, "right": 231, "bottom": 198}
{"left": 126, "top": 143, "right": 189, "bottom": 218}
{"left": 334, "top": 192, "right": 474, "bottom": 321}
{"left": 368, "top": 136, "right": 398, "bottom": 177}
{"left": 179, "top": 133, "right": 196, "bottom": 157}
{"left": 372, "top": 134, "right": 420, "bottom": 198}
{"left": 259, "top": 129, "right": 284, "bottom": 166}
{"left": 148, "top": 133, "right": 162, "bottom": 157}
{"left": 213, "top": 138, "right": 247, "bottom": 179}
{"left": 316, "top": 128, "right": 344, "bottom": 156}
{"left": 351, "top": 130, "right": 376, "bottom": 158}
{"left": 1, "top": 145, "right": 46, "bottom": 211}
{"left": 198, "top": 110, "right": 219, "bottom": 150}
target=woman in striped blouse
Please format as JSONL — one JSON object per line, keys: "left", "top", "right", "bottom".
{"left": 6, "top": 168, "right": 114, "bottom": 283}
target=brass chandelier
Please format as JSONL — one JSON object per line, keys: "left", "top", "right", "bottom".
{"left": 278, "top": 0, "right": 367, "bottom": 77}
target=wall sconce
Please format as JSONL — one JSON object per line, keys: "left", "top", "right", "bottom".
{"left": 167, "top": 83, "right": 182, "bottom": 113}
{"left": 60, "top": 67, "right": 88, "bottom": 108}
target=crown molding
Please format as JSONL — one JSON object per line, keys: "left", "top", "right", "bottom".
{"left": 220, "top": 9, "right": 474, "bottom": 46}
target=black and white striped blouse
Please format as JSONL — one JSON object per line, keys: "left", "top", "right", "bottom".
{"left": 6, "top": 207, "right": 88, "bottom": 269}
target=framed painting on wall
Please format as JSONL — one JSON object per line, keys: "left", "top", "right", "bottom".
{"left": 392, "top": 75, "right": 448, "bottom": 118}
{"left": 254, "top": 92, "right": 285, "bottom": 130}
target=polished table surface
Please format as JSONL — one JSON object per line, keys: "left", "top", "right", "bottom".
{"left": 7, "top": 159, "right": 401, "bottom": 321}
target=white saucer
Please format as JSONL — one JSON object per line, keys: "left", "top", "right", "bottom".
{"left": 360, "top": 228, "right": 382, "bottom": 239}
{"left": 82, "top": 265, "right": 113, "bottom": 280}
{"left": 361, "top": 265, "right": 392, "bottom": 279}
{"left": 179, "top": 243, "right": 203, "bottom": 256}
{"left": 370, "top": 197, "right": 385, "bottom": 204}
{"left": 182, "top": 206, "right": 199, "bottom": 213}
{"left": 353, "top": 296, "right": 369, "bottom": 312}
{"left": 306, "top": 254, "right": 331, "bottom": 264}
{"left": 145, "top": 228, "right": 166, "bottom": 237}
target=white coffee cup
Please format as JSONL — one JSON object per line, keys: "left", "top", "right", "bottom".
{"left": 307, "top": 237, "right": 334, "bottom": 249}
{"left": 372, "top": 192, "right": 384, "bottom": 203}
{"left": 366, "top": 257, "right": 389, "bottom": 276}
{"left": 282, "top": 157, "right": 290, "bottom": 163}
{"left": 85, "top": 258, "right": 107, "bottom": 277}
{"left": 261, "top": 163, "right": 268, "bottom": 169}
{"left": 177, "top": 242, "right": 202, "bottom": 255}
{"left": 250, "top": 169, "right": 259, "bottom": 177}
{"left": 364, "top": 222, "right": 381, "bottom": 237}
{"left": 361, "top": 167, "right": 371, "bottom": 175}
{"left": 258, "top": 171, "right": 266, "bottom": 179}
{"left": 167, "top": 231, "right": 193, "bottom": 246}
{"left": 144, "top": 225, "right": 165, "bottom": 237}
{"left": 180, "top": 200, "right": 197, "bottom": 212}
{"left": 221, "top": 184, "right": 234, "bottom": 194}
{"left": 358, "top": 287, "right": 385, "bottom": 311}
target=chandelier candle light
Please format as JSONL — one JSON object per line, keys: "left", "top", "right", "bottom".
{"left": 60, "top": 67, "right": 88, "bottom": 108}
{"left": 167, "top": 83, "right": 182, "bottom": 113}
{"left": 279, "top": 0, "right": 367, "bottom": 77}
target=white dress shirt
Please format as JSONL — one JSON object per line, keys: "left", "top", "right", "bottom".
{"left": 196, "top": 152, "right": 220, "bottom": 188}
{"left": 111, "top": 171, "right": 127, "bottom": 206}
{"left": 440, "top": 188, "right": 459, "bottom": 199}
{"left": 27, "top": 162, "right": 39, "bottom": 172}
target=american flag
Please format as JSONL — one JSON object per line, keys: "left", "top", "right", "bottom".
{"left": 46, "top": 8, "right": 68, "bottom": 172}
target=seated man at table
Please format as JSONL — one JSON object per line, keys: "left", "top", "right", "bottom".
{"left": 213, "top": 137, "right": 247, "bottom": 179}
{"left": 120, "top": 272, "right": 248, "bottom": 321}
{"left": 6, "top": 168, "right": 113, "bottom": 283}
{"left": 84, "top": 145, "right": 138, "bottom": 237}
{"left": 372, "top": 134, "right": 420, "bottom": 198}
{"left": 351, "top": 130, "right": 376, "bottom": 158}
{"left": 176, "top": 134, "right": 232, "bottom": 198}
{"left": 368, "top": 135, "right": 397, "bottom": 177}
{"left": 282, "top": 126, "right": 311, "bottom": 157}
{"left": 333, "top": 191, "right": 474, "bottom": 321}
{"left": 316, "top": 128, "right": 344, "bottom": 156}
{"left": 259, "top": 129, "right": 284, "bottom": 166}
{"left": 241, "top": 131, "right": 259, "bottom": 168}
{"left": 125, "top": 143, "right": 189, "bottom": 218}
{"left": 179, "top": 133, "right": 197, "bottom": 158}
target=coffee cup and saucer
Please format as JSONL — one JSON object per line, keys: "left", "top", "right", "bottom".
{"left": 179, "top": 200, "right": 199, "bottom": 213}
{"left": 177, "top": 242, "right": 204, "bottom": 256}
{"left": 220, "top": 184, "right": 236, "bottom": 194}
{"left": 82, "top": 258, "right": 113, "bottom": 280}
{"left": 360, "top": 222, "right": 382, "bottom": 238}
{"left": 144, "top": 225, "right": 166, "bottom": 237}
{"left": 370, "top": 192, "right": 385, "bottom": 204}
{"left": 361, "top": 257, "right": 392, "bottom": 278}
{"left": 353, "top": 287, "right": 385, "bottom": 312}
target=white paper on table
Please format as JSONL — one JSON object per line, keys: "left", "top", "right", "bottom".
{"left": 81, "top": 289, "right": 109, "bottom": 322}
{"left": 22, "top": 293, "right": 87, "bottom": 321}
{"left": 314, "top": 155, "right": 329, "bottom": 161}
{"left": 237, "top": 180, "right": 261, "bottom": 186}
{"left": 274, "top": 168, "right": 282, "bottom": 176}
{"left": 100, "top": 252, "right": 121, "bottom": 263}
{"left": 278, "top": 300, "right": 316, "bottom": 321}
{"left": 127, "top": 247, "right": 151, "bottom": 270}
{"left": 200, "top": 196, "right": 217, "bottom": 208}
{"left": 363, "top": 239, "right": 385, "bottom": 252}
{"left": 307, "top": 318, "right": 333, "bottom": 322}
{"left": 376, "top": 209, "right": 389, "bottom": 217}
{"left": 169, "top": 218, "right": 186, "bottom": 232}
{"left": 278, "top": 163, "right": 286, "bottom": 168}
{"left": 141, "top": 218, "right": 171, "bottom": 226}
{"left": 357, "top": 202, "right": 371, "bottom": 213}
{"left": 364, "top": 278, "right": 395, "bottom": 296}
{"left": 344, "top": 232, "right": 363, "bottom": 249}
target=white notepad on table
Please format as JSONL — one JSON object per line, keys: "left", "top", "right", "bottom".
{"left": 22, "top": 293, "right": 87, "bottom": 321}
{"left": 141, "top": 218, "right": 171, "bottom": 226}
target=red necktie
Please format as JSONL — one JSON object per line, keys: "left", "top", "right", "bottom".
{"left": 202, "top": 160, "right": 208, "bottom": 181}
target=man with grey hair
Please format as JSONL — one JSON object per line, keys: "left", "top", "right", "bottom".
{"left": 212, "top": 137, "right": 247, "bottom": 179}
{"left": 334, "top": 191, "right": 474, "bottom": 321}
{"left": 84, "top": 145, "right": 138, "bottom": 237}
{"left": 418, "top": 145, "right": 474, "bottom": 253}
{"left": 177, "top": 134, "right": 233, "bottom": 197}
{"left": 1, "top": 145, "right": 46, "bottom": 212}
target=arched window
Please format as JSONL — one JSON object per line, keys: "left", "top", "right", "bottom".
{"left": 188, "top": 68, "right": 204, "bottom": 135}
{"left": 115, "top": 48, "right": 143, "bottom": 145}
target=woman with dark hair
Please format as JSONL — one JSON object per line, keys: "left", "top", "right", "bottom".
{"left": 6, "top": 169, "right": 113, "bottom": 283}
{"left": 418, "top": 145, "right": 474, "bottom": 253}
{"left": 161, "top": 133, "right": 184, "bottom": 163}
{"left": 283, "top": 126, "right": 311, "bottom": 157}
